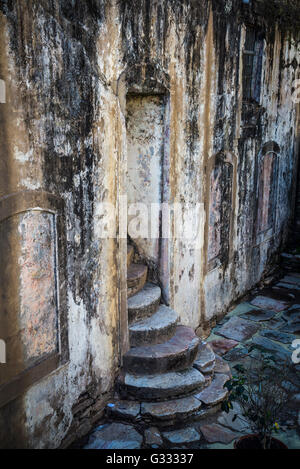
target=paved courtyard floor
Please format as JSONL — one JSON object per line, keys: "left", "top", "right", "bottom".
{"left": 202, "top": 271, "right": 300, "bottom": 449}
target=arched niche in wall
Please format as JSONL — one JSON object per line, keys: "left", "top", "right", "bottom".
{"left": 116, "top": 63, "right": 170, "bottom": 113}
{"left": 0, "top": 190, "right": 68, "bottom": 408}
{"left": 254, "top": 141, "right": 280, "bottom": 245}
{"left": 116, "top": 63, "right": 171, "bottom": 302}
{"left": 205, "top": 151, "right": 237, "bottom": 273}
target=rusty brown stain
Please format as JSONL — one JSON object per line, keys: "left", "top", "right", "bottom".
{"left": 199, "top": 7, "right": 216, "bottom": 335}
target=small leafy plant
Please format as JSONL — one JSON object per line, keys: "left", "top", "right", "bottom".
{"left": 221, "top": 353, "right": 289, "bottom": 449}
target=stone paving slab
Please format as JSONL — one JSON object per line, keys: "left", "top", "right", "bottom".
{"left": 263, "top": 316, "right": 287, "bottom": 330}
{"left": 240, "top": 309, "right": 276, "bottom": 322}
{"left": 84, "top": 423, "right": 143, "bottom": 449}
{"left": 194, "top": 374, "right": 229, "bottom": 406}
{"left": 200, "top": 423, "right": 240, "bottom": 444}
{"left": 260, "top": 329, "right": 295, "bottom": 345}
{"left": 282, "top": 305, "right": 300, "bottom": 322}
{"left": 216, "top": 316, "right": 260, "bottom": 342}
{"left": 227, "top": 302, "right": 260, "bottom": 318}
{"left": 250, "top": 296, "right": 288, "bottom": 312}
{"left": 106, "top": 400, "right": 141, "bottom": 420}
{"left": 280, "top": 321, "right": 300, "bottom": 334}
{"left": 162, "top": 427, "right": 201, "bottom": 446}
{"left": 251, "top": 335, "right": 291, "bottom": 361}
{"left": 144, "top": 427, "right": 163, "bottom": 448}
{"left": 222, "top": 345, "right": 249, "bottom": 362}
{"left": 214, "top": 354, "right": 231, "bottom": 376}
{"left": 209, "top": 338, "right": 238, "bottom": 356}
{"left": 217, "top": 403, "right": 251, "bottom": 434}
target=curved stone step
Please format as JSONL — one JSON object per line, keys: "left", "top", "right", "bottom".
{"left": 129, "top": 305, "right": 179, "bottom": 347}
{"left": 141, "top": 395, "right": 202, "bottom": 424}
{"left": 127, "top": 245, "right": 134, "bottom": 267}
{"left": 128, "top": 283, "right": 161, "bottom": 325}
{"left": 194, "top": 373, "right": 229, "bottom": 406}
{"left": 106, "top": 400, "right": 141, "bottom": 422}
{"left": 118, "top": 367, "right": 206, "bottom": 401}
{"left": 127, "top": 264, "right": 148, "bottom": 298}
{"left": 123, "top": 326, "right": 200, "bottom": 374}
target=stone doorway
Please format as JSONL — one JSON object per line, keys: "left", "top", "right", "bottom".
{"left": 126, "top": 92, "right": 170, "bottom": 303}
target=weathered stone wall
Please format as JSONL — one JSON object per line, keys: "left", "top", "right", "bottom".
{"left": 0, "top": 0, "right": 126, "bottom": 448}
{"left": 0, "top": 0, "right": 298, "bottom": 448}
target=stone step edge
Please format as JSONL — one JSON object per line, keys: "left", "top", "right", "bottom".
{"left": 127, "top": 264, "right": 148, "bottom": 288}
{"left": 123, "top": 326, "right": 200, "bottom": 374}
{"left": 127, "top": 265, "right": 148, "bottom": 298}
{"left": 105, "top": 398, "right": 222, "bottom": 428}
{"left": 117, "top": 368, "right": 206, "bottom": 402}
{"left": 128, "top": 283, "right": 162, "bottom": 325}
{"left": 129, "top": 305, "right": 179, "bottom": 347}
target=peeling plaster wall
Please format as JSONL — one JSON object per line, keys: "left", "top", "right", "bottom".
{"left": 0, "top": 0, "right": 298, "bottom": 448}
{"left": 0, "top": 0, "right": 125, "bottom": 448}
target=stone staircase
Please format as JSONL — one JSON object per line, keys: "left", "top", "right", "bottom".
{"left": 280, "top": 252, "right": 300, "bottom": 272}
{"left": 104, "top": 245, "right": 230, "bottom": 446}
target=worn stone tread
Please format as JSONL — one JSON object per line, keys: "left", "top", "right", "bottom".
{"left": 127, "top": 264, "right": 148, "bottom": 298}
{"left": 129, "top": 304, "right": 179, "bottom": 347}
{"left": 128, "top": 283, "right": 161, "bottom": 324}
{"left": 141, "top": 396, "right": 202, "bottom": 422}
{"left": 84, "top": 423, "right": 143, "bottom": 450}
{"left": 123, "top": 326, "right": 200, "bottom": 374}
{"left": 118, "top": 368, "right": 206, "bottom": 401}
{"left": 106, "top": 400, "right": 141, "bottom": 421}
{"left": 194, "top": 373, "right": 229, "bottom": 406}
